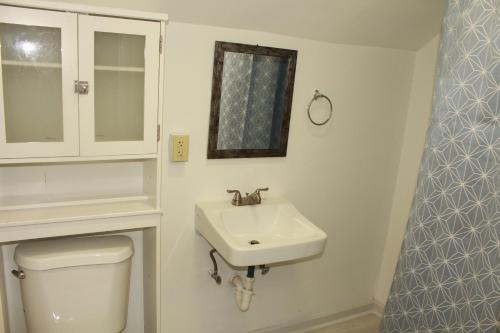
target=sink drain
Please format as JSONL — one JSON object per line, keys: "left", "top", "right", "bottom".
{"left": 249, "top": 240, "right": 260, "bottom": 245}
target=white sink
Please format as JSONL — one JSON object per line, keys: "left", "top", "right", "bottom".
{"left": 195, "top": 197, "right": 327, "bottom": 267}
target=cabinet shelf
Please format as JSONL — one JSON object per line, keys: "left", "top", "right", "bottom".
{"left": 0, "top": 193, "right": 151, "bottom": 211}
{"left": 0, "top": 153, "right": 158, "bottom": 165}
{"left": 2, "top": 60, "right": 62, "bottom": 68}
{"left": 2, "top": 62, "right": 145, "bottom": 72}
{"left": 95, "top": 65, "right": 145, "bottom": 72}
{"left": 0, "top": 197, "right": 160, "bottom": 227}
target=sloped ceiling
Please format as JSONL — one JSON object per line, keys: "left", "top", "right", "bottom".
{"left": 33, "top": 0, "right": 447, "bottom": 50}
{"left": 165, "top": 0, "right": 448, "bottom": 50}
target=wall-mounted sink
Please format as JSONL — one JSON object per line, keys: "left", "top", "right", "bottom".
{"left": 195, "top": 197, "right": 327, "bottom": 267}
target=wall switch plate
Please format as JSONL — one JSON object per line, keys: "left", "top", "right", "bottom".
{"left": 171, "top": 135, "right": 189, "bottom": 162}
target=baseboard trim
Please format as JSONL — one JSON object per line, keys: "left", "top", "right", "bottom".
{"left": 372, "top": 299, "right": 385, "bottom": 318}
{"left": 250, "top": 303, "right": 381, "bottom": 333}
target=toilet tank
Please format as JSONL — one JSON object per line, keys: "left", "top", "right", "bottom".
{"left": 14, "top": 235, "right": 134, "bottom": 333}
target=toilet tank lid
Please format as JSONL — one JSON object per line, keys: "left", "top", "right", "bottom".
{"left": 14, "top": 236, "right": 134, "bottom": 270}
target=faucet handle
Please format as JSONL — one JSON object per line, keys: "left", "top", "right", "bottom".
{"left": 227, "top": 189, "right": 242, "bottom": 205}
{"left": 255, "top": 187, "right": 269, "bottom": 194}
{"left": 252, "top": 187, "right": 269, "bottom": 204}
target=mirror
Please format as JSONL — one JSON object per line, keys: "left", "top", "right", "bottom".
{"left": 207, "top": 42, "right": 297, "bottom": 159}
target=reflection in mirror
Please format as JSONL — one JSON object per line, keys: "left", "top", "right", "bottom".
{"left": 208, "top": 42, "right": 297, "bottom": 159}
{"left": 218, "top": 52, "right": 289, "bottom": 150}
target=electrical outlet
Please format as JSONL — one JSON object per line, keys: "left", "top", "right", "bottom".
{"left": 171, "top": 135, "right": 189, "bottom": 162}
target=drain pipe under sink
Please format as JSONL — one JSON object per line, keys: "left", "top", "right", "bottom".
{"left": 231, "top": 266, "right": 256, "bottom": 312}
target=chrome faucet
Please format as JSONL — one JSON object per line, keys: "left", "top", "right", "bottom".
{"left": 227, "top": 188, "right": 269, "bottom": 206}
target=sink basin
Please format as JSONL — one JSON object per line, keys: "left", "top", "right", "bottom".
{"left": 195, "top": 197, "right": 327, "bottom": 267}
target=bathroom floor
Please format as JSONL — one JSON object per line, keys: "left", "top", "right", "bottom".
{"left": 307, "top": 314, "right": 380, "bottom": 333}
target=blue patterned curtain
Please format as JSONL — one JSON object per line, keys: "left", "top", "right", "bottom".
{"left": 381, "top": 0, "right": 499, "bottom": 332}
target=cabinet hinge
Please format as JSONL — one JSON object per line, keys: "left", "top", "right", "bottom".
{"left": 159, "top": 35, "right": 163, "bottom": 54}
{"left": 157, "top": 124, "right": 161, "bottom": 142}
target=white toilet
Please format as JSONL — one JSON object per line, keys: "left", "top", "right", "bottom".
{"left": 13, "top": 235, "right": 134, "bottom": 333}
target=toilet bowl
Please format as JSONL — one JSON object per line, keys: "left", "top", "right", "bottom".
{"left": 14, "top": 235, "right": 134, "bottom": 333}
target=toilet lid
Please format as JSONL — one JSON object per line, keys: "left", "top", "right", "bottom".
{"left": 14, "top": 235, "right": 134, "bottom": 270}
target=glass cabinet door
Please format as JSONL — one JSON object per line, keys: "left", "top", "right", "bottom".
{"left": 0, "top": 6, "right": 78, "bottom": 158}
{"left": 78, "top": 16, "right": 160, "bottom": 156}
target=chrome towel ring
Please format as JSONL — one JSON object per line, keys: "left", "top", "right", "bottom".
{"left": 307, "top": 90, "right": 333, "bottom": 126}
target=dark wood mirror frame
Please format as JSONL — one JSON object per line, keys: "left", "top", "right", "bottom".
{"left": 207, "top": 41, "right": 298, "bottom": 159}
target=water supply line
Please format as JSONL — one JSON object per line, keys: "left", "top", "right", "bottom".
{"left": 208, "top": 249, "right": 222, "bottom": 285}
{"left": 231, "top": 266, "right": 256, "bottom": 312}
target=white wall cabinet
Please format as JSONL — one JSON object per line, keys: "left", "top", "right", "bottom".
{"left": 0, "top": 5, "right": 162, "bottom": 159}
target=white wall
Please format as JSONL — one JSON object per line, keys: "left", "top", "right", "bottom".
{"left": 374, "top": 35, "right": 441, "bottom": 304}
{"left": 161, "top": 22, "right": 416, "bottom": 333}
{"left": 0, "top": 162, "right": 143, "bottom": 203}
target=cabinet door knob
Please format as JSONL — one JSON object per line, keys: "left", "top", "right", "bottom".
{"left": 74, "top": 80, "right": 89, "bottom": 94}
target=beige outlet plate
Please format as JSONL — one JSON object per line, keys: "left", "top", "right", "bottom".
{"left": 171, "top": 135, "right": 189, "bottom": 162}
